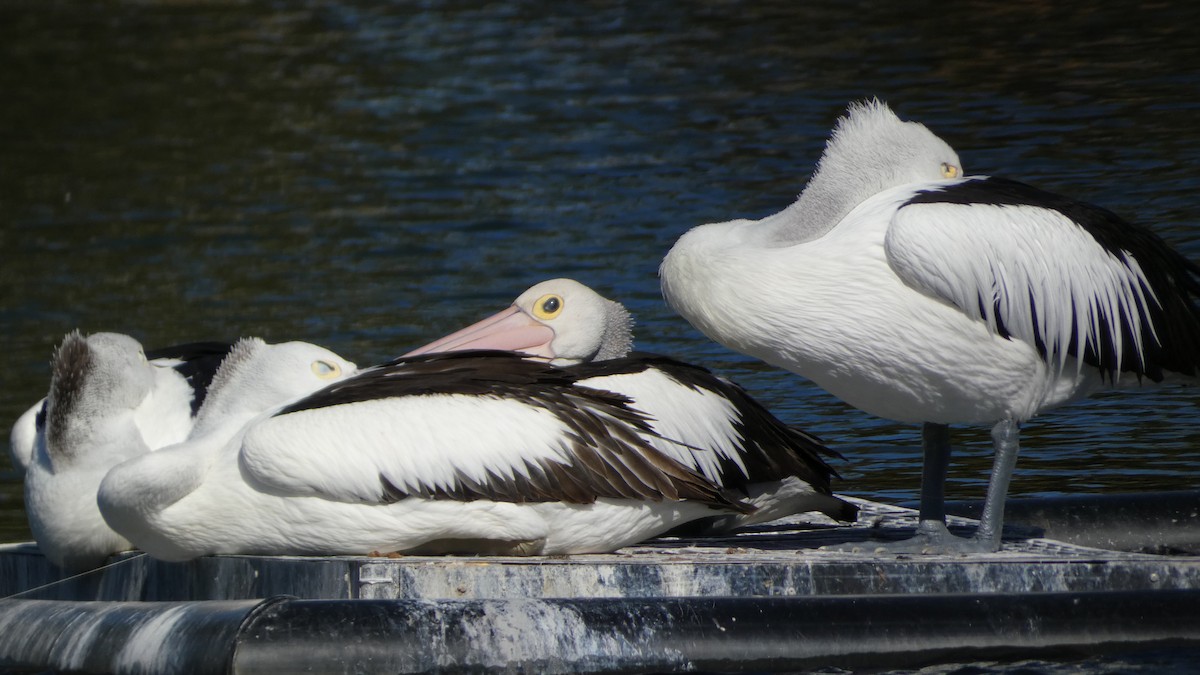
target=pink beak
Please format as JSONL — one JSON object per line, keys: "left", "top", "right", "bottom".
{"left": 403, "top": 305, "right": 557, "bottom": 360}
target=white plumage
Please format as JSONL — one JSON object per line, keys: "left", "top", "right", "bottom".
{"left": 98, "top": 337, "right": 358, "bottom": 561}
{"left": 660, "top": 100, "right": 1200, "bottom": 552}
{"left": 8, "top": 340, "right": 230, "bottom": 476}
{"left": 8, "top": 403, "right": 42, "bottom": 477}
{"left": 99, "top": 344, "right": 756, "bottom": 560}
{"left": 23, "top": 332, "right": 192, "bottom": 571}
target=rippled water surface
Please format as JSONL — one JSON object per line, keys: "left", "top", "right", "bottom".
{"left": 2, "top": 1, "right": 1198, "bottom": 670}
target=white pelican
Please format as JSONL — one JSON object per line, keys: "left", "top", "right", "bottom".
{"left": 8, "top": 341, "right": 231, "bottom": 475}
{"left": 659, "top": 100, "right": 1200, "bottom": 553}
{"left": 98, "top": 337, "right": 359, "bottom": 560}
{"left": 405, "top": 278, "right": 858, "bottom": 529}
{"left": 99, "top": 338, "right": 810, "bottom": 561}
{"left": 23, "top": 332, "right": 227, "bottom": 571}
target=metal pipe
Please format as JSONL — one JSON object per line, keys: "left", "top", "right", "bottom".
{"left": 4, "top": 590, "right": 1200, "bottom": 673}
{"left": 230, "top": 591, "right": 1200, "bottom": 673}
{"left": 0, "top": 598, "right": 266, "bottom": 674}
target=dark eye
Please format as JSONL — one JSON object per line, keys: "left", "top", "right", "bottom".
{"left": 533, "top": 294, "right": 564, "bottom": 320}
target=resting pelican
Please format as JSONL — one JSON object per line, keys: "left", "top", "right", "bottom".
{"left": 99, "top": 336, "right": 827, "bottom": 560}
{"left": 405, "top": 278, "right": 857, "bottom": 528}
{"left": 660, "top": 100, "right": 1200, "bottom": 553}
{"left": 8, "top": 341, "right": 231, "bottom": 475}
{"left": 23, "top": 332, "right": 221, "bottom": 571}
{"left": 98, "top": 337, "right": 358, "bottom": 560}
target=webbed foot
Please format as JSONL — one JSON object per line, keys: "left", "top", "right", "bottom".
{"left": 822, "top": 520, "right": 1000, "bottom": 555}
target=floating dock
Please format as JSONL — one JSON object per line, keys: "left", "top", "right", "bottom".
{"left": 2, "top": 495, "right": 1200, "bottom": 673}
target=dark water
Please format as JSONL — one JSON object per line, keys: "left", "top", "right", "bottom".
{"left": 2, "top": 1, "right": 1198, "bottom": 671}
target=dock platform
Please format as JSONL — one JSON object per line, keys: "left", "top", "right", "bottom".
{"left": 2, "top": 496, "right": 1200, "bottom": 673}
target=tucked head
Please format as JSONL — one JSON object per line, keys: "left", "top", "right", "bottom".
{"left": 780, "top": 100, "right": 965, "bottom": 243}
{"left": 49, "top": 331, "right": 156, "bottom": 415}
{"left": 405, "top": 278, "right": 634, "bottom": 365}
{"left": 45, "top": 331, "right": 159, "bottom": 464}
{"left": 821, "top": 100, "right": 962, "bottom": 188}
{"left": 192, "top": 337, "right": 357, "bottom": 432}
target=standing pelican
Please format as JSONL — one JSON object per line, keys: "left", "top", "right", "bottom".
{"left": 98, "top": 344, "right": 760, "bottom": 560}
{"left": 405, "top": 278, "right": 857, "bottom": 528}
{"left": 659, "top": 100, "right": 1200, "bottom": 552}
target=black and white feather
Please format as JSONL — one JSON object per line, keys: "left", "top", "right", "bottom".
{"left": 8, "top": 340, "right": 233, "bottom": 474}
{"left": 250, "top": 350, "right": 749, "bottom": 512}
{"left": 894, "top": 176, "right": 1200, "bottom": 381}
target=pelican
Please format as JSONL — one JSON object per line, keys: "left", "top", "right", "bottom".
{"left": 23, "top": 332, "right": 225, "bottom": 571}
{"left": 8, "top": 341, "right": 231, "bottom": 475}
{"left": 98, "top": 337, "right": 360, "bottom": 560}
{"left": 99, "top": 337, "right": 819, "bottom": 561}
{"left": 405, "top": 278, "right": 857, "bottom": 529}
{"left": 659, "top": 100, "right": 1200, "bottom": 553}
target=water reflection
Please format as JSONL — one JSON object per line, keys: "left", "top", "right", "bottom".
{"left": 1, "top": 0, "right": 1198, "bottom": 550}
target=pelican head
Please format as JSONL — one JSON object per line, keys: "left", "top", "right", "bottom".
{"left": 405, "top": 278, "right": 634, "bottom": 365}
{"left": 191, "top": 338, "right": 357, "bottom": 435}
{"left": 779, "top": 100, "right": 965, "bottom": 244}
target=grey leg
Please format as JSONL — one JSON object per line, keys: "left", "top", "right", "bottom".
{"left": 825, "top": 422, "right": 960, "bottom": 553}
{"left": 915, "top": 422, "right": 951, "bottom": 532}
{"left": 973, "top": 418, "right": 1021, "bottom": 551}
{"left": 907, "top": 422, "right": 956, "bottom": 546}
{"left": 825, "top": 421, "right": 1018, "bottom": 555}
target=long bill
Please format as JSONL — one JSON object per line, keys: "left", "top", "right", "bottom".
{"left": 403, "top": 305, "right": 557, "bottom": 360}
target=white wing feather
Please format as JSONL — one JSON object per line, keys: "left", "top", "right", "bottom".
{"left": 238, "top": 395, "right": 579, "bottom": 503}
{"left": 577, "top": 370, "right": 747, "bottom": 483}
{"left": 885, "top": 200, "right": 1157, "bottom": 376}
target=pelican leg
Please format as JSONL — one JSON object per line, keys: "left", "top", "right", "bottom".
{"left": 886, "top": 422, "right": 961, "bottom": 551}
{"left": 972, "top": 418, "right": 1021, "bottom": 551}
{"left": 824, "top": 422, "right": 1011, "bottom": 555}
{"left": 824, "top": 423, "right": 957, "bottom": 553}
{"left": 915, "top": 422, "right": 951, "bottom": 534}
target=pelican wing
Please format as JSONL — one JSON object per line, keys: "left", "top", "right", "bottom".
{"left": 238, "top": 351, "right": 749, "bottom": 511}
{"left": 885, "top": 177, "right": 1200, "bottom": 381}
{"left": 570, "top": 353, "right": 841, "bottom": 490}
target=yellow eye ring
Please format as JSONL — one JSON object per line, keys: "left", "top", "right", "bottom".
{"left": 311, "top": 360, "right": 341, "bottom": 379}
{"left": 940, "top": 162, "right": 960, "bottom": 179}
{"left": 532, "top": 294, "right": 564, "bottom": 320}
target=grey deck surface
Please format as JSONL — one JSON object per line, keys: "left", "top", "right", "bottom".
{"left": 4, "top": 497, "right": 1198, "bottom": 602}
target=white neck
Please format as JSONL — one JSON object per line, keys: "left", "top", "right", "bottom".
{"left": 760, "top": 100, "right": 962, "bottom": 245}
{"left": 761, "top": 169, "right": 862, "bottom": 245}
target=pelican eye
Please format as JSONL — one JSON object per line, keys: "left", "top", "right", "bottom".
{"left": 533, "top": 294, "right": 564, "bottom": 320}
{"left": 940, "top": 162, "right": 960, "bottom": 179}
{"left": 311, "top": 360, "right": 342, "bottom": 379}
